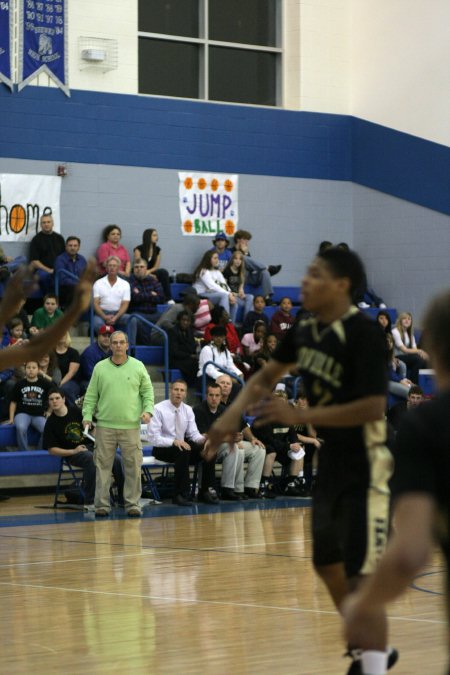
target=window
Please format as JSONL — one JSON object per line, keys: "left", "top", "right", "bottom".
{"left": 138, "top": 0, "right": 281, "bottom": 106}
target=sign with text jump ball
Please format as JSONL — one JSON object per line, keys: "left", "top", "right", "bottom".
{"left": 179, "top": 172, "right": 238, "bottom": 237}
{"left": 0, "top": 174, "right": 61, "bottom": 241}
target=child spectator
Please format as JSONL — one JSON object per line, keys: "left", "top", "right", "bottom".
{"left": 392, "top": 311, "right": 428, "bottom": 382}
{"left": 7, "top": 317, "right": 26, "bottom": 345}
{"left": 7, "top": 360, "right": 51, "bottom": 450}
{"left": 253, "top": 333, "right": 278, "bottom": 372}
{"left": 197, "top": 325, "right": 242, "bottom": 384}
{"left": 31, "top": 294, "right": 63, "bottom": 331}
{"left": 192, "top": 250, "right": 236, "bottom": 315}
{"left": 241, "top": 295, "right": 270, "bottom": 335}
{"left": 54, "top": 333, "right": 81, "bottom": 404}
{"left": 376, "top": 309, "right": 392, "bottom": 334}
{"left": 241, "top": 320, "right": 267, "bottom": 360}
{"left": 270, "top": 297, "right": 295, "bottom": 339}
{"left": 211, "top": 232, "right": 232, "bottom": 271}
{"left": 223, "top": 250, "right": 253, "bottom": 322}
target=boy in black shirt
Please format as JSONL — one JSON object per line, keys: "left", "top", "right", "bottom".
{"left": 207, "top": 247, "right": 396, "bottom": 674}
{"left": 44, "top": 389, "right": 124, "bottom": 507}
{"left": 344, "top": 288, "right": 450, "bottom": 675}
{"left": 8, "top": 361, "right": 52, "bottom": 450}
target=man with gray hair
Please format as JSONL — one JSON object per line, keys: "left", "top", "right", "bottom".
{"left": 92, "top": 255, "right": 132, "bottom": 336}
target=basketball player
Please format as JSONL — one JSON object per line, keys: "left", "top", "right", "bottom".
{"left": 207, "top": 247, "right": 397, "bottom": 674}
{"left": 343, "top": 287, "right": 450, "bottom": 674}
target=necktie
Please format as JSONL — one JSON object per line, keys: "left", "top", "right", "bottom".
{"left": 175, "top": 408, "right": 184, "bottom": 440}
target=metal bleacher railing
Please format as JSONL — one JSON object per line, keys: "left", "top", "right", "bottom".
{"left": 124, "top": 314, "right": 170, "bottom": 399}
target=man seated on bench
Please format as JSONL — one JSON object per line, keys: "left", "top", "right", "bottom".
{"left": 44, "top": 388, "right": 124, "bottom": 509}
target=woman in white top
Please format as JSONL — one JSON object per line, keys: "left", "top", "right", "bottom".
{"left": 197, "top": 325, "right": 242, "bottom": 382}
{"left": 392, "top": 311, "right": 428, "bottom": 383}
{"left": 193, "top": 250, "right": 236, "bottom": 315}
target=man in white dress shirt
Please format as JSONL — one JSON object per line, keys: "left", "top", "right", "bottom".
{"left": 147, "top": 380, "right": 219, "bottom": 506}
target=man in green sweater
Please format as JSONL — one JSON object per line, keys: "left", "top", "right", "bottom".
{"left": 82, "top": 330, "right": 154, "bottom": 518}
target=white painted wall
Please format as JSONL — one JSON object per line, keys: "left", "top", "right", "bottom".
{"left": 350, "top": 0, "right": 450, "bottom": 146}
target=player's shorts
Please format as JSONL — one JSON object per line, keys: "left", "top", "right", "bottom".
{"left": 312, "top": 443, "right": 393, "bottom": 578}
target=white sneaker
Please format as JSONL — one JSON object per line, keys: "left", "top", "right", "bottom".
{"left": 167, "top": 299, "right": 176, "bottom": 305}
{"left": 358, "top": 302, "right": 371, "bottom": 309}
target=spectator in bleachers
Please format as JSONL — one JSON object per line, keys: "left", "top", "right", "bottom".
{"left": 29, "top": 213, "right": 65, "bottom": 293}
{"left": 0, "top": 243, "right": 26, "bottom": 280}
{"left": 241, "top": 295, "right": 270, "bottom": 335}
{"left": 129, "top": 258, "right": 164, "bottom": 344}
{"left": 6, "top": 360, "right": 51, "bottom": 450}
{"left": 148, "top": 380, "right": 219, "bottom": 506}
{"left": 317, "top": 240, "right": 333, "bottom": 254}
{"left": 54, "top": 236, "right": 87, "bottom": 308}
{"left": 192, "top": 295, "right": 213, "bottom": 337}
{"left": 241, "top": 320, "right": 267, "bottom": 362}
{"left": 168, "top": 310, "right": 199, "bottom": 386}
{"left": 231, "top": 229, "right": 280, "bottom": 303}
{"left": 44, "top": 388, "right": 125, "bottom": 509}
{"left": 387, "top": 384, "right": 425, "bottom": 433}
{"left": 7, "top": 317, "right": 27, "bottom": 345}
{"left": 253, "top": 390, "right": 309, "bottom": 499}
{"left": 152, "top": 293, "right": 206, "bottom": 344}
{"left": 392, "top": 311, "right": 429, "bottom": 383}
{"left": 210, "top": 232, "right": 232, "bottom": 271}
{"left": 386, "top": 333, "right": 413, "bottom": 399}
{"left": 376, "top": 309, "right": 392, "bottom": 334}
{"left": 37, "top": 352, "right": 62, "bottom": 386}
{"left": 252, "top": 333, "right": 279, "bottom": 372}
{"left": 192, "top": 250, "right": 236, "bottom": 315}
{"left": 54, "top": 333, "right": 81, "bottom": 405}
{"left": 203, "top": 306, "right": 242, "bottom": 358}
{"left": 292, "top": 390, "right": 321, "bottom": 495}
{"left": 92, "top": 256, "right": 131, "bottom": 335}
{"left": 31, "top": 294, "right": 63, "bottom": 331}
{"left": 96, "top": 225, "right": 131, "bottom": 277}
{"left": 134, "top": 228, "right": 173, "bottom": 302}
{"left": 79, "top": 324, "right": 113, "bottom": 387}
{"left": 194, "top": 382, "right": 260, "bottom": 501}
{"left": 270, "top": 297, "right": 295, "bottom": 340}
{"left": 223, "top": 250, "right": 254, "bottom": 323}
{"left": 198, "top": 325, "right": 242, "bottom": 384}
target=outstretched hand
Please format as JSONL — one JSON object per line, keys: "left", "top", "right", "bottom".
{"left": 250, "top": 397, "right": 302, "bottom": 427}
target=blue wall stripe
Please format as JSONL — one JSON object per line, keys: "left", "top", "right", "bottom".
{"left": 0, "top": 85, "right": 449, "bottom": 216}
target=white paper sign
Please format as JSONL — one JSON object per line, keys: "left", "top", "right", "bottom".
{"left": 0, "top": 174, "right": 61, "bottom": 241}
{"left": 179, "top": 172, "right": 238, "bottom": 237}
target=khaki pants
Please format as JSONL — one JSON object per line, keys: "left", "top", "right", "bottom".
{"left": 94, "top": 427, "right": 142, "bottom": 511}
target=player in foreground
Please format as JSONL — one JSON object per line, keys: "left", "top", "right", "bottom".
{"left": 207, "top": 247, "right": 397, "bottom": 674}
{"left": 343, "top": 287, "right": 450, "bottom": 674}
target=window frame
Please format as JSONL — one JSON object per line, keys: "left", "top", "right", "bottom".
{"left": 137, "top": 0, "right": 283, "bottom": 108}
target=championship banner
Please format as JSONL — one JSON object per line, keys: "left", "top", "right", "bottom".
{"left": 18, "top": 0, "right": 69, "bottom": 96}
{"left": 0, "top": 0, "right": 13, "bottom": 88}
{"left": 179, "top": 172, "right": 238, "bottom": 237}
{"left": 0, "top": 174, "right": 61, "bottom": 241}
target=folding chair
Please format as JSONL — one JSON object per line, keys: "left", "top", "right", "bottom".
{"left": 53, "top": 457, "right": 85, "bottom": 507}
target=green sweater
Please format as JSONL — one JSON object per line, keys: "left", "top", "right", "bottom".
{"left": 82, "top": 356, "right": 154, "bottom": 429}
{"left": 31, "top": 307, "right": 63, "bottom": 329}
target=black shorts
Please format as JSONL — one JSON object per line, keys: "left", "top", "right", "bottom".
{"left": 312, "top": 444, "right": 393, "bottom": 578}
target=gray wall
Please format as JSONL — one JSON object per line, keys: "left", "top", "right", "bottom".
{"left": 2, "top": 157, "right": 450, "bottom": 323}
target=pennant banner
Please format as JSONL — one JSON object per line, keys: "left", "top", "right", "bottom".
{"left": 179, "top": 172, "right": 239, "bottom": 237}
{"left": 0, "top": 173, "right": 61, "bottom": 241}
{"left": 0, "top": 0, "right": 12, "bottom": 88}
{"left": 19, "top": 0, "right": 69, "bottom": 96}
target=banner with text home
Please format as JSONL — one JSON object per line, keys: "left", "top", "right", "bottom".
{"left": 0, "top": 1, "right": 13, "bottom": 88}
{"left": 0, "top": 174, "right": 61, "bottom": 241}
{"left": 18, "top": 0, "right": 69, "bottom": 95}
{"left": 179, "top": 172, "right": 238, "bottom": 237}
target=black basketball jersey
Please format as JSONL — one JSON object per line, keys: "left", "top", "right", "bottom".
{"left": 272, "top": 306, "right": 388, "bottom": 460}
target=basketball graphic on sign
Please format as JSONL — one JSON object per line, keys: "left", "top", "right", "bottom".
{"left": 197, "top": 177, "right": 207, "bottom": 190}
{"left": 210, "top": 178, "right": 219, "bottom": 191}
{"left": 224, "top": 179, "right": 234, "bottom": 192}
{"left": 183, "top": 220, "right": 193, "bottom": 233}
{"left": 184, "top": 177, "right": 193, "bottom": 190}
{"left": 9, "top": 204, "right": 27, "bottom": 233}
{"left": 225, "top": 220, "right": 235, "bottom": 235}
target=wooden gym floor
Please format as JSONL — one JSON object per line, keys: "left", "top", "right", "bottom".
{"left": 0, "top": 494, "right": 447, "bottom": 674}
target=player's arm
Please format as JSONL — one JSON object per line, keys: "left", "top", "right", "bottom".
{"left": 343, "top": 493, "right": 434, "bottom": 650}
{"left": 206, "top": 359, "right": 293, "bottom": 453}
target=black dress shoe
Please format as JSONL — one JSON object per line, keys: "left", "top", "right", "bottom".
{"left": 172, "top": 494, "right": 193, "bottom": 506}
{"left": 268, "top": 264, "right": 282, "bottom": 276}
{"left": 221, "top": 488, "right": 241, "bottom": 501}
{"left": 244, "top": 487, "right": 261, "bottom": 499}
{"left": 199, "top": 488, "right": 220, "bottom": 505}
{"left": 234, "top": 492, "right": 249, "bottom": 500}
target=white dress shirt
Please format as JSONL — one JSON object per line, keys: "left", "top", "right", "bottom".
{"left": 147, "top": 399, "right": 205, "bottom": 447}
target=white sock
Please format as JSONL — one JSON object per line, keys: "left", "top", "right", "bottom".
{"left": 361, "top": 650, "right": 388, "bottom": 675}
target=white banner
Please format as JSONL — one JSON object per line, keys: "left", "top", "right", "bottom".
{"left": 179, "top": 172, "right": 238, "bottom": 237}
{"left": 0, "top": 174, "right": 61, "bottom": 242}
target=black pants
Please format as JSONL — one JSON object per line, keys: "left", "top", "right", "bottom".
{"left": 155, "top": 268, "right": 172, "bottom": 301}
{"left": 68, "top": 449, "right": 124, "bottom": 504}
{"left": 397, "top": 353, "right": 427, "bottom": 383}
{"left": 152, "top": 442, "right": 215, "bottom": 497}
